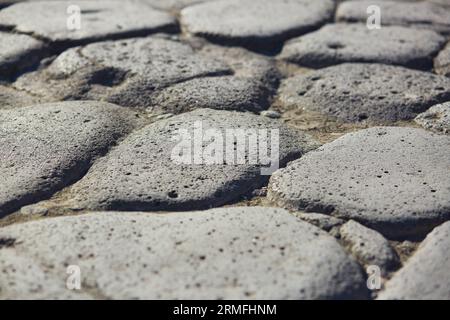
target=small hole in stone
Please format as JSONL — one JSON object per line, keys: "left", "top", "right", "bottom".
{"left": 327, "top": 42, "right": 345, "bottom": 49}
{"left": 168, "top": 191, "right": 178, "bottom": 198}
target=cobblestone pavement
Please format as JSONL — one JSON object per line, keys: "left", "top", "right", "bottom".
{"left": 0, "top": 0, "right": 449, "bottom": 300}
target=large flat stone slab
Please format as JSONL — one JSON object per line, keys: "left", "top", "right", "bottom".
{"left": 279, "top": 24, "right": 445, "bottom": 70}
{"left": 415, "top": 102, "right": 450, "bottom": 134}
{"left": 66, "top": 109, "right": 318, "bottom": 211}
{"left": 278, "top": 63, "right": 450, "bottom": 123}
{"left": 0, "top": 207, "right": 368, "bottom": 299}
{"left": 378, "top": 221, "right": 450, "bottom": 299}
{"left": 0, "top": 101, "right": 136, "bottom": 218}
{"left": 268, "top": 127, "right": 450, "bottom": 239}
{"left": 180, "top": 0, "right": 335, "bottom": 50}
{"left": 0, "top": 31, "right": 46, "bottom": 79}
{"left": 0, "top": 1, "right": 177, "bottom": 46}
{"left": 14, "top": 36, "right": 279, "bottom": 114}
{"left": 337, "top": 1, "right": 450, "bottom": 35}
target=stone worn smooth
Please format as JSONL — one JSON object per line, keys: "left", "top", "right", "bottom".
{"left": 0, "top": 207, "right": 368, "bottom": 299}
{"left": 66, "top": 109, "right": 318, "bottom": 212}
{"left": 278, "top": 63, "right": 450, "bottom": 123}
{"left": 279, "top": 24, "right": 445, "bottom": 70}
{"left": 435, "top": 44, "right": 450, "bottom": 77}
{"left": 337, "top": 1, "right": 450, "bottom": 35}
{"left": 340, "top": 220, "right": 400, "bottom": 275}
{"left": 0, "top": 101, "right": 136, "bottom": 218}
{"left": 378, "top": 221, "right": 450, "bottom": 300}
{"left": 0, "top": 1, "right": 177, "bottom": 45}
{"left": 0, "top": 31, "right": 46, "bottom": 78}
{"left": 180, "top": 0, "right": 335, "bottom": 50}
{"left": 14, "top": 36, "right": 278, "bottom": 114}
{"left": 415, "top": 102, "right": 450, "bottom": 134}
{"left": 268, "top": 127, "right": 450, "bottom": 239}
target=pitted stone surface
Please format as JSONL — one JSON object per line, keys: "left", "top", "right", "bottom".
{"left": 0, "top": 31, "right": 46, "bottom": 78}
{"left": 415, "top": 102, "right": 450, "bottom": 134}
{"left": 0, "top": 101, "right": 136, "bottom": 218}
{"left": 0, "top": 1, "right": 176, "bottom": 45}
{"left": 337, "top": 1, "right": 450, "bottom": 35}
{"left": 340, "top": 220, "right": 400, "bottom": 274}
{"left": 0, "top": 207, "right": 368, "bottom": 299}
{"left": 279, "top": 24, "right": 445, "bottom": 70}
{"left": 435, "top": 44, "right": 450, "bottom": 77}
{"left": 143, "top": 45, "right": 280, "bottom": 114}
{"left": 268, "top": 127, "right": 450, "bottom": 239}
{"left": 278, "top": 63, "right": 450, "bottom": 123}
{"left": 14, "top": 36, "right": 278, "bottom": 114}
{"left": 0, "top": 85, "right": 39, "bottom": 109}
{"left": 66, "top": 109, "right": 318, "bottom": 211}
{"left": 378, "top": 221, "right": 450, "bottom": 300}
{"left": 180, "top": 0, "right": 335, "bottom": 50}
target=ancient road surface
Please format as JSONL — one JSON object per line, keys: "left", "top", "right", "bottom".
{"left": 0, "top": 0, "right": 449, "bottom": 300}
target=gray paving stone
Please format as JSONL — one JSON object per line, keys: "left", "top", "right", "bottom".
{"left": 66, "top": 109, "right": 318, "bottom": 212}
{"left": 415, "top": 102, "right": 450, "bottom": 134}
{"left": 143, "top": 45, "right": 280, "bottom": 114}
{"left": 180, "top": 0, "right": 335, "bottom": 50}
{"left": 435, "top": 43, "right": 450, "bottom": 77}
{"left": 268, "top": 127, "right": 450, "bottom": 239}
{"left": 0, "top": 85, "right": 39, "bottom": 109}
{"left": 279, "top": 24, "right": 445, "bottom": 70}
{"left": 0, "top": 31, "right": 47, "bottom": 79}
{"left": 0, "top": 101, "right": 136, "bottom": 218}
{"left": 278, "top": 63, "right": 450, "bottom": 123}
{"left": 0, "top": 207, "right": 368, "bottom": 299}
{"left": 15, "top": 36, "right": 279, "bottom": 114}
{"left": 337, "top": 1, "right": 450, "bottom": 35}
{"left": 0, "top": 1, "right": 177, "bottom": 45}
{"left": 340, "top": 220, "right": 400, "bottom": 275}
{"left": 378, "top": 221, "right": 450, "bottom": 300}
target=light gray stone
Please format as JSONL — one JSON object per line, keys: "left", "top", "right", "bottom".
{"left": 180, "top": 0, "right": 335, "bottom": 50}
{"left": 279, "top": 24, "right": 445, "bottom": 70}
{"left": 15, "top": 36, "right": 279, "bottom": 114}
{"left": 415, "top": 102, "right": 450, "bottom": 134}
{"left": 0, "top": 1, "right": 176, "bottom": 45}
{"left": 0, "top": 31, "right": 46, "bottom": 78}
{"left": 435, "top": 43, "right": 450, "bottom": 77}
{"left": 268, "top": 127, "right": 450, "bottom": 239}
{"left": 66, "top": 109, "right": 318, "bottom": 211}
{"left": 113, "top": 44, "right": 280, "bottom": 114}
{"left": 0, "top": 101, "right": 136, "bottom": 218}
{"left": 340, "top": 220, "right": 400, "bottom": 274}
{"left": 278, "top": 63, "right": 450, "bottom": 123}
{"left": 0, "top": 207, "right": 368, "bottom": 299}
{"left": 337, "top": 1, "right": 450, "bottom": 35}
{"left": 378, "top": 221, "right": 450, "bottom": 300}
